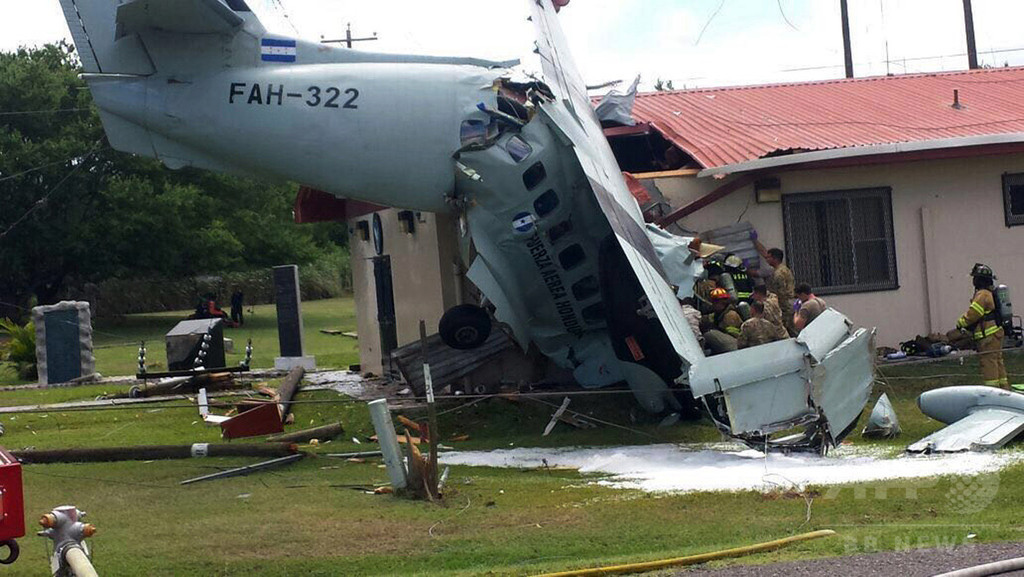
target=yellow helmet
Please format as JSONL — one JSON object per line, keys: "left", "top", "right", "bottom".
{"left": 710, "top": 288, "right": 730, "bottom": 301}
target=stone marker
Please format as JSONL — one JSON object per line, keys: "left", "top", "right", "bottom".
{"left": 32, "top": 301, "right": 95, "bottom": 385}
{"left": 165, "top": 319, "right": 226, "bottom": 371}
{"left": 273, "top": 265, "right": 316, "bottom": 370}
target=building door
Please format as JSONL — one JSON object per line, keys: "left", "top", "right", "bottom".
{"left": 372, "top": 255, "right": 398, "bottom": 374}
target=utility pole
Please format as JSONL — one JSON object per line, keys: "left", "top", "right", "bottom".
{"left": 321, "top": 23, "right": 378, "bottom": 49}
{"left": 962, "top": 0, "right": 978, "bottom": 69}
{"left": 840, "top": 0, "right": 854, "bottom": 78}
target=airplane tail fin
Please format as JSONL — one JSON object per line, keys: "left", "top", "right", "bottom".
{"left": 58, "top": 0, "right": 255, "bottom": 75}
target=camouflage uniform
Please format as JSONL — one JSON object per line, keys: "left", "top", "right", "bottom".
{"left": 797, "top": 296, "right": 827, "bottom": 328}
{"left": 957, "top": 288, "right": 1008, "bottom": 388}
{"left": 737, "top": 317, "right": 782, "bottom": 349}
{"left": 762, "top": 294, "right": 790, "bottom": 340}
{"left": 766, "top": 263, "right": 796, "bottom": 334}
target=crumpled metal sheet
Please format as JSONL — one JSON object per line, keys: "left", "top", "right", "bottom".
{"left": 594, "top": 75, "right": 640, "bottom": 127}
{"left": 863, "top": 393, "right": 901, "bottom": 438}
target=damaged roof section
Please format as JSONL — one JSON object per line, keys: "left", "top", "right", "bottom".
{"left": 628, "top": 67, "right": 1024, "bottom": 170}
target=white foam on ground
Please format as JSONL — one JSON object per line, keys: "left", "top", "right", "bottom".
{"left": 439, "top": 444, "right": 1024, "bottom": 493}
{"left": 303, "top": 370, "right": 366, "bottom": 397}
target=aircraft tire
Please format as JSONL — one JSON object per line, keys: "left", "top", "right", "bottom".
{"left": 0, "top": 540, "right": 19, "bottom": 565}
{"left": 439, "top": 305, "right": 492, "bottom": 350}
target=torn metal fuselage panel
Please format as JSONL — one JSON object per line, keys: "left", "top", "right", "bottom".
{"left": 690, "top": 310, "right": 876, "bottom": 452}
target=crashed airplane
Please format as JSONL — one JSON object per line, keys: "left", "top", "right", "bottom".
{"left": 908, "top": 386, "right": 1024, "bottom": 453}
{"left": 58, "top": 0, "right": 874, "bottom": 452}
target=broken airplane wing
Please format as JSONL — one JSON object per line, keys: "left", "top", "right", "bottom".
{"left": 908, "top": 386, "right": 1024, "bottom": 453}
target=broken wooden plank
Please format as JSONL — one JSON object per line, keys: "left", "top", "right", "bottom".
{"left": 13, "top": 443, "right": 299, "bottom": 464}
{"left": 180, "top": 454, "right": 305, "bottom": 485}
{"left": 265, "top": 422, "right": 344, "bottom": 444}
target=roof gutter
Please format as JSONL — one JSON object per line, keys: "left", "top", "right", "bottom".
{"left": 698, "top": 132, "right": 1024, "bottom": 178}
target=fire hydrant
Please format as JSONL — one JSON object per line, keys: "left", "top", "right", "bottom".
{"left": 38, "top": 506, "right": 97, "bottom": 577}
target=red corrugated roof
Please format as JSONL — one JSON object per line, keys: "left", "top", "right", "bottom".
{"left": 629, "top": 67, "right": 1024, "bottom": 169}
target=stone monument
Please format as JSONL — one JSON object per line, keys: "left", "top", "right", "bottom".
{"left": 32, "top": 301, "right": 95, "bottom": 385}
{"left": 273, "top": 265, "right": 315, "bottom": 370}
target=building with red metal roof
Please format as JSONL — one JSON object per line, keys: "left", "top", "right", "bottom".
{"left": 628, "top": 66, "right": 1024, "bottom": 173}
{"left": 616, "top": 66, "right": 1024, "bottom": 349}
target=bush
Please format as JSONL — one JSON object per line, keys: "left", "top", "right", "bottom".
{"left": 0, "top": 318, "right": 37, "bottom": 380}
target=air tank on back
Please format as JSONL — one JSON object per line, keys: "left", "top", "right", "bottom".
{"left": 996, "top": 284, "right": 1013, "bottom": 330}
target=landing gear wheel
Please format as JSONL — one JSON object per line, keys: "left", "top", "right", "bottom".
{"left": 0, "top": 539, "right": 19, "bottom": 565}
{"left": 439, "top": 305, "right": 492, "bottom": 350}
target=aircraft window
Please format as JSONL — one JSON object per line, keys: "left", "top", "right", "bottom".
{"left": 225, "top": 0, "right": 251, "bottom": 10}
{"left": 533, "top": 189, "right": 559, "bottom": 217}
{"left": 522, "top": 162, "right": 546, "bottom": 190}
{"left": 506, "top": 136, "right": 532, "bottom": 163}
{"left": 558, "top": 244, "right": 585, "bottom": 270}
{"left": 460, "top": 120, "right": 488, "bottom": 147}
{"left": 572, "top": 276, "right": 600, "bottom": 300}
{"left": 547, "top": 220, "right": 572, "bottom": 243}
{"left": 582, "top": 303, "right": 606, "bottom": 324}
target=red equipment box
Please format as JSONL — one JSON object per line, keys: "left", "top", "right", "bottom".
{"left": 0, "top": 448, "right": 25, "bottom": 542}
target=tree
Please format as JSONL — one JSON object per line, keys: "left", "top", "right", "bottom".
{"left": 0, "top": 44, "right": 346, "bottom": 319}
{"left": 654, "top": 78, "right": 675, "bottom": 91}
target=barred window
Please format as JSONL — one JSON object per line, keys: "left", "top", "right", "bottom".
{"left": 1003, "top": 173, "right": 1024, "bottom": 227}
{"left": 783, "top": 187, "right": 898, "bottom": 295}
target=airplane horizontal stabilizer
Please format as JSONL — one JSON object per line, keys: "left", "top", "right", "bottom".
{"left": 908, "top": 408, "right": 1024, "bottom": 453}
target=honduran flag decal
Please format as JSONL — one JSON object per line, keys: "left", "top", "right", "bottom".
{"left": 261, "top": 38, "right": 297, "bottom": 62}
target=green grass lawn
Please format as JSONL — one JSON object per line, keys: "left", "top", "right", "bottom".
{"left": 1, "top": 315, "right": 1023, "bottom": 574}
{"left": 0, "top": 297, "right": 360, "bottom": 385}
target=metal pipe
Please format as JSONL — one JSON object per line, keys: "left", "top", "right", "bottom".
{"left": 64, "top": 546, "right": 99, "bottom": 577}
{"left": 367, "top": 399, "right": 408, "bottom": 490}
{"left": 934, "top": 556, "right": 1024, "bottom": 577}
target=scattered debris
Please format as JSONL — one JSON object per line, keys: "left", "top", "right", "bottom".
{"left": 219, "top": 402, "right": 285, "bottom": 440}
{"left": 908, "top": 386, "right": 1024, "bottom": 453}
{"left": 180, "top": 454, "right": 305, "bottom": 485}
{"left": 863, "top": 393, "right": 901, "bottom": 439}
{"left": 13, "top": 443, "right": 299, "bottom": 464}
{"left": 543, "top": 397, "right": 572, "bottom": 436}
{"left": 324, "top": 451, "right": 384, "bottom": 459}
{"left": 277, "top": 366, "right": 305, "bottom": 423}
{"left": 265, "top": 423, "right": 344, "bottom": 444}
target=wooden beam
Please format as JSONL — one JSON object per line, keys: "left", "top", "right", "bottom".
{"left": 629, "top": 168, "right": 701, "bottom": 179}
{"left": 655, "top": 173, "right": 758, "bottom": 228}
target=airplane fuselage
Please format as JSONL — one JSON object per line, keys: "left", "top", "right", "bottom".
{"left": 90, "top": 62, "right": 506, "bottom": 212}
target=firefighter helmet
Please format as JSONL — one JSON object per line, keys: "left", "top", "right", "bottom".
{"left": 710, "top": 287, "right": 730, "bottom": 301}
{"left": 970, "top": 263, "right": 996, "bottom": 280}
{"left": 724, "top": 254, "right": 744, "bottom": 269}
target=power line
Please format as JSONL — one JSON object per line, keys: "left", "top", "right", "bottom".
{"left": 694, "top": 0, "right": 726, "bottom": 46}
{"left": 0, "top": 108, "right": 90, "bottom": 117}
{"left": 0, "top": 147, "right": 108, "bottom": 183}
{"left": 0, "top": 142, "right": 104, "bottom": 241}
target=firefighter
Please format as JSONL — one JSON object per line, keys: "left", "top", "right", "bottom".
{"left": 701, "top": 287, "right": 742, "bottom": 354}
{"left": 956, "top": 263, "right": 1008, "bottom": 388}
{"left": 724, "top": 254, "right": 754, "bottom": 302}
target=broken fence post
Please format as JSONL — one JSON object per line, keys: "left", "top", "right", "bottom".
{"left": 367, "top": 399, "right": 408, "bottom": 491}
{"left": 277, "top": 366, "right": 305, "bottom": 423}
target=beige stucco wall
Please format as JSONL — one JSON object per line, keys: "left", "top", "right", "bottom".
{"left": 652, "top": 153, "right": 1024, "bottom": 348}
{"left": 349, "top": 209, "right": 461, "bottom": 374}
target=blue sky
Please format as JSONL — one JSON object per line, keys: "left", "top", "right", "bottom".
{"left": 3, "top": 1, "right": 1022, "bottom": 90}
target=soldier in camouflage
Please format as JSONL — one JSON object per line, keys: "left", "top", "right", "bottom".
{"left": 737, "top": 301, "right": 784, "bottom": 349}
{"left": 752, "top": 285, "right": 789, "bottom": 340}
